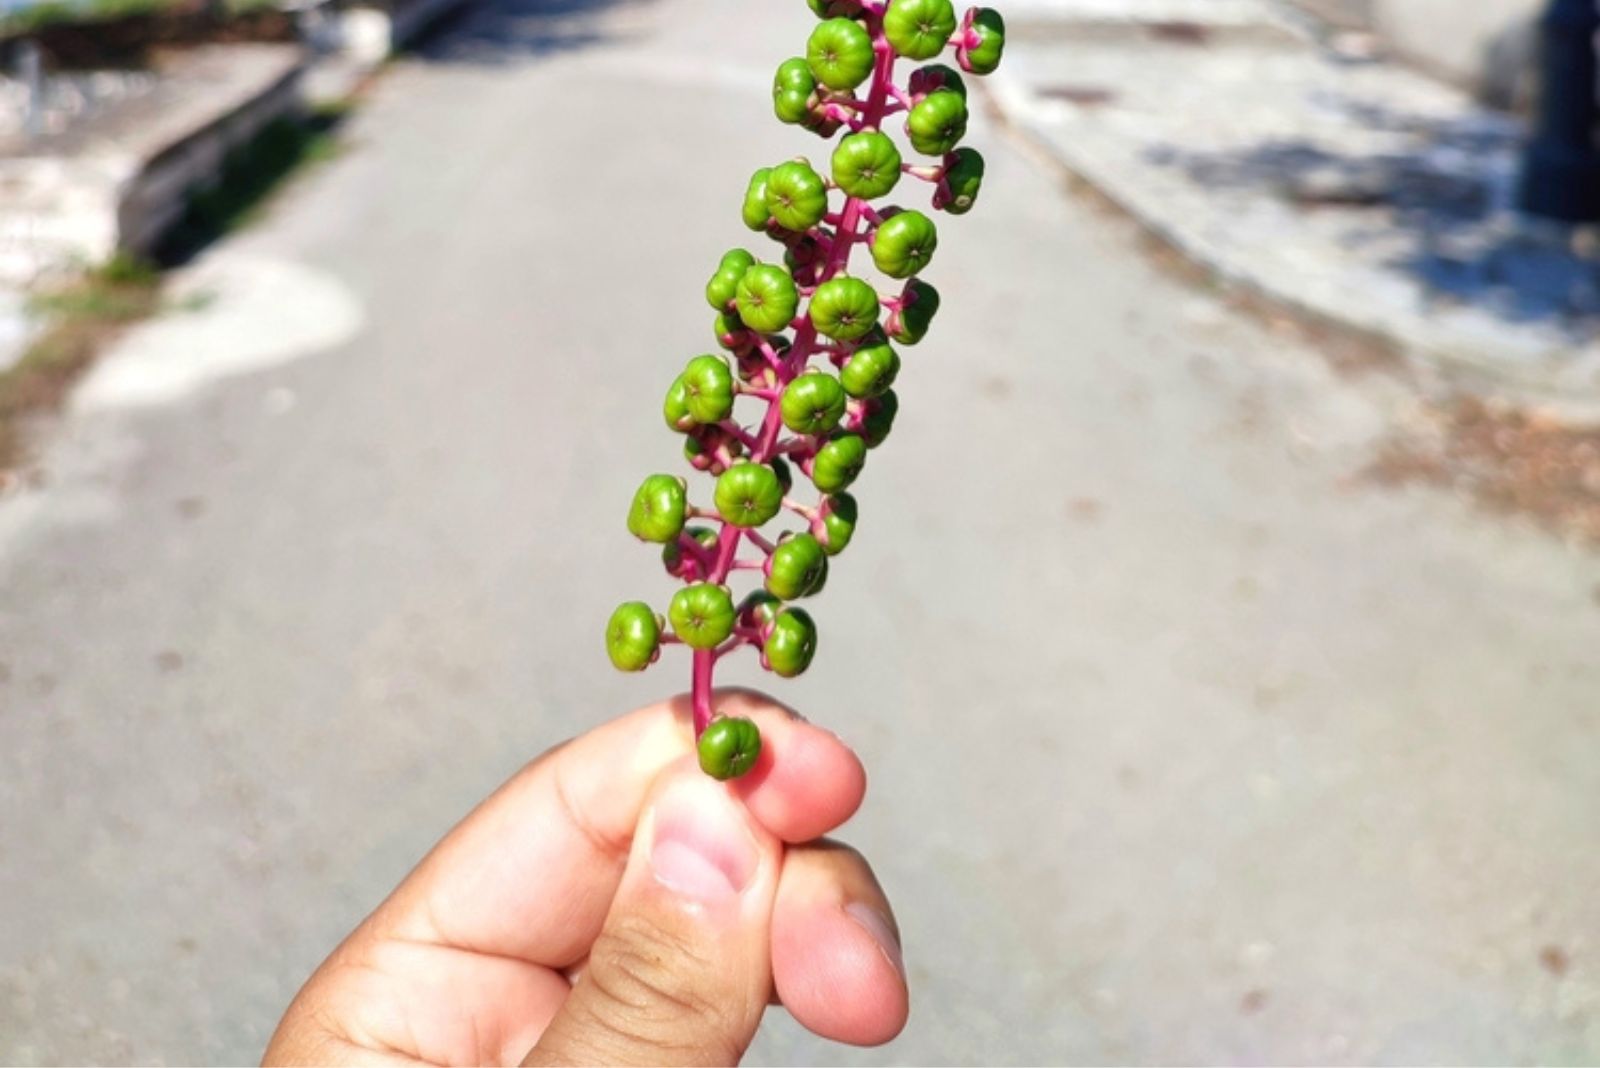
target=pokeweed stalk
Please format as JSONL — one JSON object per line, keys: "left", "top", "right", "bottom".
{"left": 608, "top": 0, "right": 1006, "bottom": 779}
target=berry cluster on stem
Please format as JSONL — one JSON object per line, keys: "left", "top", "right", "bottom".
{"left": 608, "top": 0, "right": 1005, "bottom": 780}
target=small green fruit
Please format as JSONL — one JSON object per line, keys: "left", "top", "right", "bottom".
{"left": 883, "top": 0, "right": 957, "bottom": 60}
{"left": 809, "top": 276, "right": 880, "bottom": 341}
{"left": 763, "top": 608, "right": 819, "bottom": 678}
{"left": 627, "top": 474, "right": 688, "bottom": 543}
{"left": 698, "top": 716, "right": 763, "bottom": 780}
{"left": 669, "top": 583, "right": 737, "bottom": 650}
{"left": 605, "top": 601, "right": 662, "bottom": 671}
{"left": 871, "top": 210, "right": 938, "bottom": 278}
{"left": 765, "top": 532, "right": 829, "bottom": 599}
{"left": 807, "top": 17, "right": 876, "bottom": 91}
{"left": 831, "top": 131, "right": 903, "bottom": 200}
{"left": 811, "top": 433, "right": 868, "bottom": 492}
{"left": 906, "top": 89, "right": 968, "bottom": 155}
{"left": 736, "top": 264, "right": 801, "bottom": 334}
{"left": 714, "top": 461, "right": 784, "bottom": 528}
{"left": 780, "top": 372, "right": 848, "bottom": 436}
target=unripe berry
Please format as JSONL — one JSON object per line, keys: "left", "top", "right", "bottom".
{"left": 935, "top": 146, "right": 985, "bottom": 214}
{"left": 809, "top": 275, "right": 880, "bottom": 340}
{"left": 906, "top": 89, "right": 968, "bottom": 155}
{"left": 698, "top": 716, "right": 763, "bottom": 780}
{"left": 908, "top": 62, "right": 967, "bottom": 99}
{"left": 705, "top": 248, "right": 755, "bottom": 311}
{"left": 780, "top": 371, "right": 849, "bottom": 436}
{"left": 713, "top": 461, "right": 785, "bottom": 528}
{"left": 681, "top": 354, "right": 735, "bottom": 424}
{"left": 605, "top": 601, "right": 662, "bottom": 671}
{"left": 627, "top": 474, "right": 688, "bottom": 543}
{"left": 669, "top": 582, "right": 736, "bottom": 649}
{"left": 742, "top": 167, "right": 773, "bottom": 231}
{"left": 831, "top": 131, "right": 903, "bottom": 200}
{"left": 957, "top": 6, "right": 1005, "bottom": 74}
{"left": 662, "top": 525, "right": 719, "bottom": 579}
{"left": 811, "top": 432, "right": 868, "bottom": 492}
{"left": 765, "top": 532, "right": 829, "bottom": 599}
{"left": 763, "top": 607, "right": 819, "bottom": 678}
{"left": 839, "top": 334, "right": 900, "bottom": 398}
{"left": 884, "top": 0, "right": 958, "bottom": 60}
{"left": 812, "top": 492, "right": 859, "bottom": 555}
{"left": 871, "top": 210, "right": 939, "bottom": 278}
{"left": 887, "top": 278, "right": 940, "bottom": 344}
{"left": 764, "top": 160, "right": 829, "bottom": 232}
{"left": 807, "top": 17, "right": 875, "bottom": 91}
{"left": 736, "top": 264, "right": 800, "bottom": 334}
{"left": 859, "top": 389, "right": 900, "bottom": 448}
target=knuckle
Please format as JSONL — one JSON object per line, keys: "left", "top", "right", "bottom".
{"left": 572, "top": 914, "right": 745, "bottom": 1060}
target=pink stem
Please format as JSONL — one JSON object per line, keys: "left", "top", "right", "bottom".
{"left": 689, "top": 20, "right": 897, "bottom": 736}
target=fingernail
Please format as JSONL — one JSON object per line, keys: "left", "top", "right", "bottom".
{"left": 649, "top": 782, "right": 759, "bottom": 902}
{"left": 846, "top": 902, "right": 905, "bottom": 979}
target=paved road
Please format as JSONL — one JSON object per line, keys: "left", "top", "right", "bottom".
{"left": 3, "top": 0, "right": 1599, "bottom": 1063}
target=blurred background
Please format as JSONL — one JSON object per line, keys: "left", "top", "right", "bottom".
{"left": 2, "top": 0, "right": 1599, "bottom": 1063}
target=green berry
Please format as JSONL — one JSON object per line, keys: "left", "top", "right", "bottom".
{"left": 764, "top": 160, "right": 829, "bottom": 232}
{"left": 775, "top": 88, "right": 813, "bottom": 125}
{"left": 888, "top": 278, "right": 940, "bottom": 344}
{"left": 714, "top": 461, "right": 784, "bottom": 528}
{"left": 959, "top": 7, "right": 1005, "bottom": 75}
{"left": 775, "top": 56, "right": 816, "bottom": 94}
{"left": 906, "top": 89, "right": 968, "bottom": 155}
{"left": 736, "top": 264, "right": 800, "bottom": 334}
{"left": 807, "top": 0, "right": 861, "bottom": 15}
{"left": 669, "top": 583, "right": 736, "bottom": 650}
{"left": 713, "top": 310, "right": 748, "bottom": 350}
{"left": 809, "top": 275, "right": 880, "bottom": 341}
{"left": 936, "top": 146, "right": 984, "bottom": 214}
{"left": 698, "top": 716, "right": 763, "bottom": 780}
{"left": 811, "top": 433, "right": 867, "bottom": 492}
{"left": 765, "top": 532, "right": 829, "bottom": 599}
{"left": 770, "top": 453, "right": 794, "bottom": 493}
{"left": 780, "top": 372, "right": 848, "bottom": 436}
{"left": 662, "top": 525, "right": 719, "bottom": 577}
{"left": 705, "top": 249, "right": 755, "bottom": 311}
{"left": 664, "top": 375, "right": 694, "bottom": 431}
{"left": 909, "top": 62, "right": 966, "bottom": 99}
{"left": 627, "top": 474, "right": 688, "bottom": 543}
{"left": 884, "top": 0, "right": 957, "bottom": 60}
{"left": 807, "top": 17, "right": 875, "bottom": 91}
{"left": 743, "top": 168, "right": 773, "bottom": 231}
{"left": 763, "top": 608, "right": 818, "bottom": 678}
{"left": 859, "top": 389, "right": 899, "bottom": 448}
{"left": 871, "top": 210, "right": 938, "bottom": 278}
{"left": 839, "top": 334, "right": 900, "bottom": 398}
{"left": 739, "top": 589, "right": 784, "bottom": 632}
{"left": 813, "top": 492, "right": 858, "bottom": 555}
{"left": 682, "top": 354, "right": 735, "bottom": 424}
{"left": 605, "top": 601, "right": 662, "bottom": 672}
{"left": 831, "top": 131, "right": 903, "bottom": 200}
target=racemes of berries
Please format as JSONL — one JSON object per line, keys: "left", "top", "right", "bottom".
{"left": 608, "top": 0, "right": 1005, "bottom": 780}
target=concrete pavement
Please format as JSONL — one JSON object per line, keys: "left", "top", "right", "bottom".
{"left": 2, "top": 0, "right": 1599, "bottom": 1063}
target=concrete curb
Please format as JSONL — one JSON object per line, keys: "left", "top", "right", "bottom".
{"left": 0, "top": 44, "right": 309, "bottom": 284}
{"left": 988, "top": 21, "right": 1600, "bottom": 423}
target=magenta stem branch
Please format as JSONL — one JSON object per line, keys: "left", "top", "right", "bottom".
{"left": 690, "top": 14, "right": 898, "bottom": 736}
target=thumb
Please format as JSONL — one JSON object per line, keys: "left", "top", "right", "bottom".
{"left": 524, "top": 763, "right": 781, "bottom": 1067}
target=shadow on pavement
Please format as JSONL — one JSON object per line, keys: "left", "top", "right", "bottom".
{"left": 414, "top": 0, "right": 656, "bottom": 66}
{"left": 1146, "top": 97, "right": 1600, "bottom": 333}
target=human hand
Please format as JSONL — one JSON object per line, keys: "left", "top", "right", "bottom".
{"left": 263, "top": 690, "right": 908, "bottom": 1066}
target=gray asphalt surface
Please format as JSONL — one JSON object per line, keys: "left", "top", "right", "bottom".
{"left": 3, "top": 0, "right": 1599, "bottom": 1063}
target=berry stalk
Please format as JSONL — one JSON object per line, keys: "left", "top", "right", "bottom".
{"left": 609, "top": 0, "right": 1007, "bottom": 779}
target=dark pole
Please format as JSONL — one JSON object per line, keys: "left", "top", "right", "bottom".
{"left": 1518, "top": 0, "right": 1600, "bottom": 222}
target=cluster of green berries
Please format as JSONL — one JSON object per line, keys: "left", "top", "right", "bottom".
{"left": 607, "top": 0, "right": 1005, "bottom": 780}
